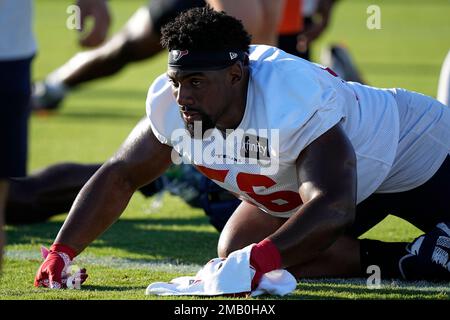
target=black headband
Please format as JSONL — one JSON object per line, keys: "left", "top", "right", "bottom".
{"left": 168, "top": 49, "right": 247, "bottom": 70}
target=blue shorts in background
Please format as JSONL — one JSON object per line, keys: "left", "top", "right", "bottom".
{"left": 0, "top": 56, "right": 33, "bottom": 178}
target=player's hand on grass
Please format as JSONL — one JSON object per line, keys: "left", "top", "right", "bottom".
{"left": 34, "top": 244, "right": 88, "bottom": 289}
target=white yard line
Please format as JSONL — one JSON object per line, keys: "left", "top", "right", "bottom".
{"left": 5, "top": 249, "right": 450, "bottom": 293}
{"left": 5, "top": 249, "right": 202, "bottom": 274}
{"left": 301, "top": 278, "right": 450, "bottom": 292}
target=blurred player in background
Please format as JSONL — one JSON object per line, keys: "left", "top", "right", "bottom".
{"left": 33, "top": 0, "right": 205, "bottom": 111}
{"left": 8, "top": 0, "right": 291, "bottom": 233}
{"left": 0, "top": 0, "right": 36, "bottom": 272}
{"left": 5, "top": 161, "right": 239, "bottom": 232}
{"left": 277, "top": 0, "right": 365, "bottom": 83}
{"left": 0, "top": 0, "right": 110, "bottom": 272}
{"left": 33, "top": 0, "right": 364, "bottom": 112}
{"left": 32, "top": 0, "right": 287, "bottom": 111}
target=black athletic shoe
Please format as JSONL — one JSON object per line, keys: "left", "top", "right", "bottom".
{"left": 32, "top": 80, "right": 66, "bottom": 111}
{"left": 399, "top": 222, "right": 450, "bottom": 281}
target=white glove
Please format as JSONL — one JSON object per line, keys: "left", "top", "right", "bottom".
{"left": 146, "top": 244, "right": 296, "bottom": 296}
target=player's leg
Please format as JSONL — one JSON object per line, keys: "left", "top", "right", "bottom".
{"left": 5, "top": 163, "right": 101, "bottom": 224}
{"left": 437, "top": 50, "right": 450, "bottom": 106}
{"left": 294, "top": 92, "right": 450, "bottom": 280}
{"left": 58, "top": 6, "right": 161, "bottom": 86}
{"left": 364, "top": 156, "right": 450, "bottom": 280}
{"left": 33, "top": 6, "right": 161, "bottom": 110}
{"left": 268, "top": 202, "right": 426, "bottom": 280}
{"left": 341, "top": 156, "right": 450, "bottom": 282}
{"left": 285, "top": 194, "right": 396, "bottom": 279}
{"left": 217, "top": 201, "right": 286, "bottom": 257}
{"left": 218, "top": 122, "right": 450, "bottom": 281}
{"left": 5, "top": 161, "right": 166, "bottom": 225}
{"left": 373, "top": 157, "right": 450, "bottom": 232}
{"left": 0, "top": 180, "right": 7, "bottom": 270}
{"left": 217, "top": 190, "right": 430, "bottom": 280}
{"left": 218, "top": 201, "right": 364, "bottom": 279}
{"left": 34, "top": 0, "right": 208, "bottom": 111}
{"left": 217, "top": 200, "right": 363, "bottom": 279}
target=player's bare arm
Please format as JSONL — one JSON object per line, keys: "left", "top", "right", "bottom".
{"left": 269, "top": 123, "right": 357, "bottom": 268}
{"left": 54, "top": 119, "right": 173, "bottom": 254}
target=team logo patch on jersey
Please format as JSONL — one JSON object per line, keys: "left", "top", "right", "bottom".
{"left": 172, "top": 50, "right": 189, "bottom": 61}
{"left": 229, "top": 52, "right": 238, "bottom": 60}
{"left": 240, "top": 134, "right": 270, "bottom": 161}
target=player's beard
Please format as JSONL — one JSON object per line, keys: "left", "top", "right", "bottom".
{"left": 182, "top": 111, "right": 215, "bottom": 138}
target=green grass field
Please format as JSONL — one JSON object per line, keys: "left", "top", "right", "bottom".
{"left": 1, "top": 0, "right": 449, "bottom": 300}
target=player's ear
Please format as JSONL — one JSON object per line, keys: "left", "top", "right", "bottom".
{"left": 228, "top": 61, "right": 244, "bottom": 85}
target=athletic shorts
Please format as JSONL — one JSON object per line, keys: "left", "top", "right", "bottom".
{"left": 348, "top": 88, "right": 450, "bottom": 237}
{"left": 377, "top": 88, "right": 450, "bottom": 193}
{"left": 148, "top": 0, "right": 206, "bottom": 33}
{"left": 349, "top": 155, "right": 450, "bottom": 237}
{"left": 0, "top": 57, "right": 32, "bottom": 178}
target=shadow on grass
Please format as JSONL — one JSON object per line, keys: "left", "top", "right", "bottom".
{"left": 286, "top": 280, "right": 450, "bottom": 300}
{"left": 6, "top": 216, "right": 219, "bottom": 265}
{"left": 82, "top": 285, "right": 145, "bottom": 292}
{"left": 71, "top": 88, "right": 148, "bottom": 101}
{"left": 57, "top": 110, "right": 143, "bottom": 122}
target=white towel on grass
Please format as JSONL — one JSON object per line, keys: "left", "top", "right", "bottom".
{"left": 145, "top": 244, "right": 297, "bottom": 297}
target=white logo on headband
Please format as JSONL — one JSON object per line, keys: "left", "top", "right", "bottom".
{"left": 172, "top": 50, "right": 189, "bottom": 61}
{"left": 229, "top": 52, "right": 238, "bottom": 60}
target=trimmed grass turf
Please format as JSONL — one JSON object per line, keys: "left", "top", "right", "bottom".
{"left": 1, "top": 0, "right": 449, "bottom": 300}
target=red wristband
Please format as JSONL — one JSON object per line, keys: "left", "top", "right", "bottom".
{"left": 250, "top": 238, "right": 282, "bottom": 275}
{"left": 50, "top": 243, "right": 77, "bottom": 260}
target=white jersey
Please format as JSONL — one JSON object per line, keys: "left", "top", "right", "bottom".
{"left": 147, "top": 45, "right": 450, "bottom": 217}
{"left": 0, "top": 0, "right": 36, "bottom": 60}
